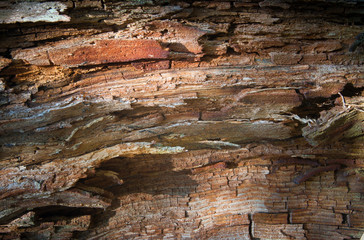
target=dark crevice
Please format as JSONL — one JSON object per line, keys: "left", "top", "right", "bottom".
{"left": 2, "top": 48, "right": 12, "bottom": 59}
{"left": 248, "top": 213, "right": 254, "bottom": 239}
{"left": 227, "top": 22, "right": 236, "bottom": 35}
{"left": 100, "top": 0, "right": 106, "bottom": 10}
{"left": 226, "top": 161, "right": 238, "bottom": 169}
{"left": 0, "top": 208, "right": 28, "bottom": 225}
{"left": 160, "top": 29, "right": 168, "bottom": 35}
{"left": 206, "top": 32, "right": 228, "bottom": 41}
{"left": 340, "top": 83, "right": 364, "bottom": 97}
{"left": 342, "top": 213, "right": 348, "bottom": 225}
{"left": 34, "top": 206, "right": 103, "bottom": 221}
{"left": 74, "top": 58, "right": 171, "bottom": 70}
{"left": 226, "top": 46, "right": 241, "bottom": 56}
{"left": 291, "top": 89, "right": 340, "bottom": 119}
{"left": 248, "top": 213, "right": 260, "bottom": 240}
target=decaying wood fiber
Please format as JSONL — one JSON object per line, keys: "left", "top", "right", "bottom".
{"left": 0, "top": 0, "right": 363, "bottom": 239}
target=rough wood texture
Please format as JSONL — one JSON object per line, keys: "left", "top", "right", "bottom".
{"left": 0, "top": 0, "right": 364, "bottom": 239}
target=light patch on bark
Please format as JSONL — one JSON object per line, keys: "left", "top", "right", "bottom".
{"left": 0, "top": 2, "right": 70, "bottom": 24}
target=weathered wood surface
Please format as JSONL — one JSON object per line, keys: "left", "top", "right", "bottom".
{"left": 0, "top": 0, "right": 363, "bottom": 239}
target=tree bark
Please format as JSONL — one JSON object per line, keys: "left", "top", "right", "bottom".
{"left": 0, "top": 0, "right": 363, "bottom": 239}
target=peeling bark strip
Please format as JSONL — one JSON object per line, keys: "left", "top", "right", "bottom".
{"left": 12, "top": 39, "right": 169, "bottom": 67}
